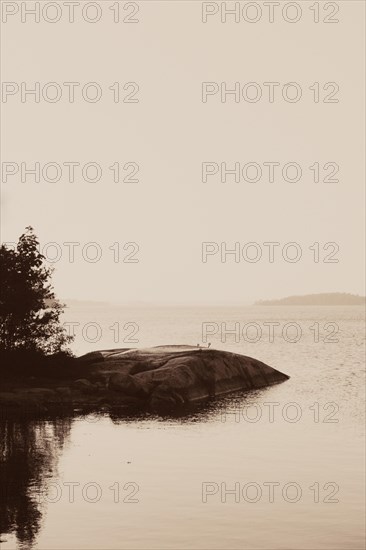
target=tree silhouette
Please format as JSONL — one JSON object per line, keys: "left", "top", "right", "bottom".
{"left": 0, "top": 227, "right": 73, "bottom": 354}
{"left": 0, "top": 417, "right": 72, "bottom": 548}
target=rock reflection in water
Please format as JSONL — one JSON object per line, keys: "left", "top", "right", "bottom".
{"left": 0, "top": 416, "right": 72, "bottom": 549}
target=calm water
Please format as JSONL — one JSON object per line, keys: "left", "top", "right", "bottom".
{"left": 1, "top": 306, "right": 365, "bottom": 549}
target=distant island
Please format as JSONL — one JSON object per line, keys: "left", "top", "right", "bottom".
{"left": 255, "top": 293, "right": 366, "bottom": 306}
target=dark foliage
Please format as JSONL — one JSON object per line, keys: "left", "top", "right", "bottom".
{"left": 0, "top": 227, "right": 73, "bottom": 356}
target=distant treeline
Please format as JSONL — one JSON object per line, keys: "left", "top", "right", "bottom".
{"left": 255, "top": 293, "right": 366, "bottom": 306}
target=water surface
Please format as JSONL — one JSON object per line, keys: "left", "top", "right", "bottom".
{"left": 1, "top": 306, "right": 364, "bottom": 549}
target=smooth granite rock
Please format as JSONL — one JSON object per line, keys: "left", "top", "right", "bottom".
{"left": 73, "top": 379, "right": 95, "bottom": 393}
{"left": 78, "top": 345, "right": 289, "bottom": 411}
{"left": 108, "top": 373, "right": 151, "bottom": 397}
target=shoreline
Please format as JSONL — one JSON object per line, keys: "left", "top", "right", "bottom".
{"left": 0, "top": 345, "right": 289, "bottom": 417}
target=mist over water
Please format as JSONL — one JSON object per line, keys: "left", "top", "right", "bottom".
{"left": 1, "top": 0, "right": 365, "bottom": 547}
{"left": 1, "top": 305, "right": 364, "bottom": 549}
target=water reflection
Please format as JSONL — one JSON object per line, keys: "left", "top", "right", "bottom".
{"left": 0, "top": 416, "right": 72, "bottom": 549}
{"left": 0, "top": 391, "right": 268, "bottom": 548}
{"left": 0, "top": 385, "right": 316, "bottom": 549}
{"left": 107, "top": 387, "right": 270, "bottom": 425}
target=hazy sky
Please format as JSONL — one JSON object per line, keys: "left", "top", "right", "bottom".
{"left": 1, "top": 1, "right": 365, "bottom": 303}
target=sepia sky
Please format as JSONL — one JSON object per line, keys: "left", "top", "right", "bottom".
{"left": 1, "top": 0, "right": 365, "bottom": 304}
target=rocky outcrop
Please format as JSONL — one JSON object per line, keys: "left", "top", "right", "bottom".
{"left": 80, "top": 345, "right": 289, "bottom": 411}
{"left": 0, "top": 346, "right": 289, "bottom": 415}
